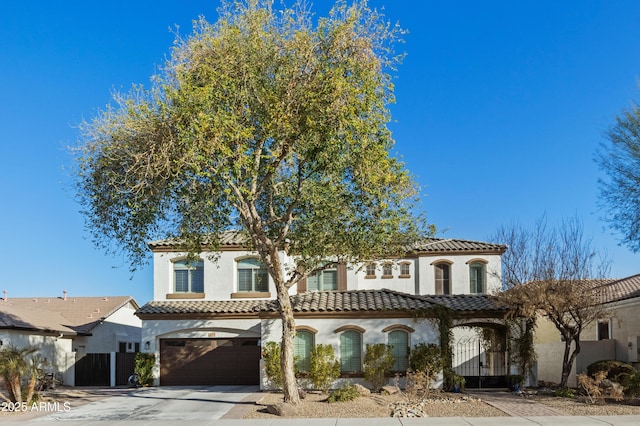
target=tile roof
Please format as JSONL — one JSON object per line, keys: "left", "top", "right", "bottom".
{"left": 148, "top": 230, "right": 247, "bottom": 250}
{"left": 0, "top": 296, "right": 138, "bottom": 335}
{"left": 136, "top": 299, "right": 264, "bottom": 315}
{"left": 406, "top": 238, "right": 507, "bottom": 254}
{"left": 136, "top": 290, "right": 508, "bottom": 318}
{"left": 148, "top": 232, "right": 506, "bottom": 255}
{"left": 594, "top": 274, "right": 640, "bottom": 304}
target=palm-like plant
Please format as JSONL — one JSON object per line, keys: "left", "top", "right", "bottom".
{"left": 0, "top": 345, "right": 38, "bottom": 403}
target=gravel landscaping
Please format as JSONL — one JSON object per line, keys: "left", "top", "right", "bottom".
{"left": 243, "top": 389, "right": 640, "bottom": 419}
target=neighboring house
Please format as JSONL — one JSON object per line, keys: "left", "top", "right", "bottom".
{"left": 137, "top": 231, "right": 514, "bottom": 388}
{"left": 0, "top": 293, "right": 141, "bottom": 386}
{"left": 535, "top": 274, "right": 640, "bottom": 387}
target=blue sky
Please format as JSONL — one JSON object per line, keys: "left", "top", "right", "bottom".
{"left": 1, "top": 0, "right": 639, "bottom": 305}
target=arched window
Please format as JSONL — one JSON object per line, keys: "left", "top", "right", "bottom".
{"left": 434, "top": 263, "right": 451, "bottom": 295}
{"left": 388, "top": 330, "right": 409, "bottom": 372}
{"left": 382, "top": 263, "right": 393, "bottom": 278}
{"left": 469, "top": 262, "right": 486, "bottom": 294}
{"left": 173, "top": 259, "right": 204, "bottom": 293}
{"left": 340, "top": 330, "right": 362, "bottom": 373}
{"left": 237, "top": 258, "right": 268, "bottom": 292}
{"left": 294, "top": 330, "right": 315, "bottom": 372}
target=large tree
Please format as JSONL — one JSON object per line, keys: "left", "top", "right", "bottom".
{"left": 74, "top": 0, "right": 427, "bottom": 404}
{"left": 492, "top": 216, "right": 610, "bottom": 388}
{"left": 597, "top": 102, "right": 640, "bottom": 252}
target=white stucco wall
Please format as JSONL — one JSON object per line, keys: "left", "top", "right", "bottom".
{"left": 73, "top": 302, "right": 142, "bottom": 353}
{"left": 154, "top": 248, "right": 502, "bottom": 300}
{"left": 153, "top": 250, "right": 297, "bottom": 301}
{"left": 0, "top": 331, "right": 74, "bottom": 385}
{"left": 417, "top": 254, "right": 502, "bottom": 295}
{"left": 260, "top": 316, "right": 439, "bottom": 390}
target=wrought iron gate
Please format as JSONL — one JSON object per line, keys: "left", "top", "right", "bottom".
{"left": 453, "top": 334, "right": 507, "bottom": 388}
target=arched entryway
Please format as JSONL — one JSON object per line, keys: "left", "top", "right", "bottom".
{"left": 452, "top": 322, "right": 509, "bottom": 388}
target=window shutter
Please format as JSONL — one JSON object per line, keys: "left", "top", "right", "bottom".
{"left": 340, "top": 330, "right": 361, "bottom": 372}
{"left": 337, "top": 263, "right": 347, "bottom": 290}
{"left": 294, "top": 331, "right": 314, "bottom": 372}
{"left": 389, "top": 330, "right": 409, "bottom": 372}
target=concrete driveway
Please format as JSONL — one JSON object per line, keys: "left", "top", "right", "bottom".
{"left": 36, "top": 385, "right": 259, "bottom": 422}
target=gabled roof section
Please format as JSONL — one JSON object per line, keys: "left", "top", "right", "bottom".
{"left": 148, "top": 230, "right": 247, "bottom": 252}
{"left": 136, "top": 290, "right": 509, "bottom": 319}
{"left": 0, "top": 296, "right": 138, "bottom": 335}
{"left": 594, "top": 274, "right": 640, "bottom": 304}
{"left": 405, "top": 238, "right": 507, "bottom": 255}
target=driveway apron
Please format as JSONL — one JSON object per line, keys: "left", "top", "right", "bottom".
{"left": 36, "top": 385, "right": 259, "bottom": 422}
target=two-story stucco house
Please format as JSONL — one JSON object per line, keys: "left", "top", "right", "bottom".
{"left": 136, "top": 231, "right": 512, "bottom": 388}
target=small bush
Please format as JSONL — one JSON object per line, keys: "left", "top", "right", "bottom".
{"left": 578, "top": 371, "right": 624, "bottom": 404}
{"left": 363, "top": 344, "right": 395, "bottom": 392}
{"left": 621, "top": 369, "right": 640, "bottom": 397}
{"left": 309, "top": 344, "right": 340, "bottom": 393}
{"left": 553, "top": 387, "right": 575, "bottom": 398}
{"left": 135, "top": 352, "right": 156, "bottom": 386}
{"left": 262, "top": 341, "right": 283, "bottom": 389}
{"left": 586, "top": 360, "right": 634, "bottom": 382}
{"left": 407, "top": 343, "right": 442, "bottom": 395}
{"left": 328, "top": 382, "right": 360, "bottom": 403}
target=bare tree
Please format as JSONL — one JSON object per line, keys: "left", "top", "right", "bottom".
{"left": 492, "top": 216, "right": 610, "bottom": 388}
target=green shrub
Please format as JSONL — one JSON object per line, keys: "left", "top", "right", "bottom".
{"left": 407, "top": 343, "right": 442, "bottom": 393}
{"left": 553, "top": 387, "right": 575, "bottom": 398}
{"left": 363, "top": 344, "right": 395, "bottom": 392}
{"left": 586, "top": 360, "right": 634, "bottom": 382}
{"left": 310, "top": 344, "right": 341, "bottom": 393}
{"left": 135, "top": 352, "right": 156, "bottom": 386}
{"left": 621, "top": 369, "right": 640, "bottom": 397}
{"left": 328, "top": 382, "right": 360, "bottom": 403}
{"left": 262, "top": 341, "right": 283, "bottom": 389}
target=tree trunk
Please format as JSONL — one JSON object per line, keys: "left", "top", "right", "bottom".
{"left": 559, "top": 336, "right": 580, "bottom": 388}
{"left": 276, "top": 284, "right": 300, "bottom": 405}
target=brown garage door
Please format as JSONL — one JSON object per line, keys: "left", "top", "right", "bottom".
{"left": 160, "top": 338, "right": 260, "bottom": 386}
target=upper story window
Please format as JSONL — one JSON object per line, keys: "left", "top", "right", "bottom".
{"left": 382, "top": 263, "right": 393, "bottom": 278}
{"left": 597, "top": 319, "right": 611, "bottom": 340}
{"left": 434, "top": 262, "right": 451, "bottom": 295}
{"left": 237, "top": 258, "right": 268, "bottom": 292}
{"left": 469, "top": 262, "right": 486, "bottom": 294}
{"left": 173, "top": 260, "right": 204, "bottom": 293}
{"left": 399, "top": 262, "right": 411, "bottom": 278}
{"left": 365, "top": 263, "right": 376, "bottom": 278}
{"left": 308, "top": 267, "right": 337, "bottom": 291}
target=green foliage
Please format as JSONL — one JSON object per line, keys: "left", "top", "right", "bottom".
{"left": 621, "top": 369, "right": 640, "bottom": 397}
{"left": 586, "top": 360, "right": 634, "bottom": 382}
{"left": 327, "top": 382, "right": 360, "bottom": 403}
{"left": 553, "top": 387, "right": 575, "bottom": 398}
{"left": 510, "top": 318, "right": 537, "bottom": 381}
{"left": 135, "top": 352, "right": 156, "bottom": 387}
{"left": 262, "top": 341, "right": 283, "bottom": 389}
{"left": 363, "top": 344, "right": 395, "bottom": 392}
{"left": 74, "top": 0, "right": 431, "bottom": 404}
{"left": 309, "top": 344, "right": 341, "bottom": 393}
{"left": 408, "top": 343, "right": 442, "bottom": 393}
{"left": 0, "top": 345, "right": 39, "bottom": 403}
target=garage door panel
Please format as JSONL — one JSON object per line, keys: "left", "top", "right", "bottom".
{"left": 160, "top": 338, "right": 260, "bottom": 386}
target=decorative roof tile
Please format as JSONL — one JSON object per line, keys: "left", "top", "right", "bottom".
{"left": 406, "top": 238, "right": 507, "bottom": 254}
{"left": 137, "top": 290, "right": 508, "bottom": 317}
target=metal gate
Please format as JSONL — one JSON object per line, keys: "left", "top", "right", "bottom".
{"left": 75, "top": 353, "right": 110, "bottom": 386}
{"left": 116, "top": 353, "right": 137, "bottom": 385}
{"left": 453, "top": 335, "right": 507, "bottom": 388}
